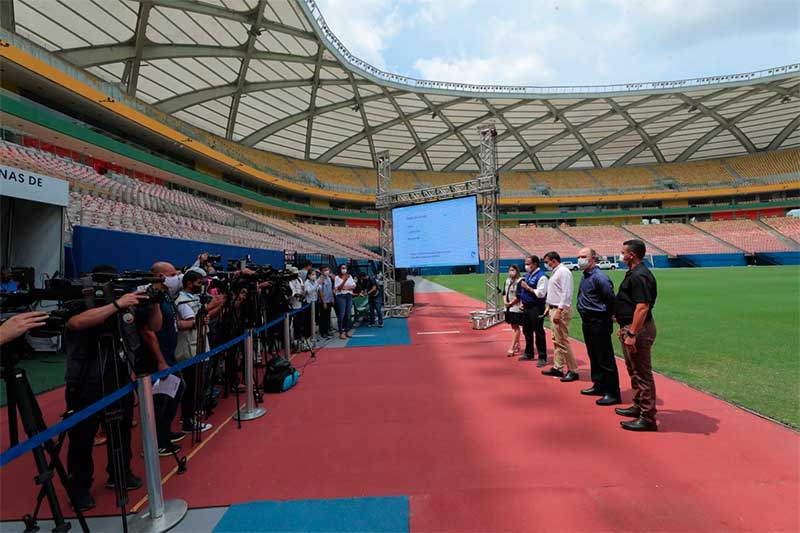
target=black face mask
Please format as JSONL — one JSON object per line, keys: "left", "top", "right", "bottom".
{"left": 191, "top": 285, "right": 202, "bottom": 294}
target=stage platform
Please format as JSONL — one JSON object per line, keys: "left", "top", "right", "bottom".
{"left": 1, "top": 282, "right": 798, "bottom": 532}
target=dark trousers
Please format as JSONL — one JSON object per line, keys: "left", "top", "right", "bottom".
{"left": 522, "top": 305, "right": 547, "bottom": 360}
{"left": 580, "top": 313, "right": 620, "bottom": 396}
{"left": 318, "top": 301, "right": 332, "bottom": 337}
{"left": 369, "top": 296, "right": 383, "bottom": 325}
{"left": 154, "top": 377, "right": 184, "bottom": 448}
{"left": 620, "top": 320, "right": 658, "bottom": 421}
{"left": 66, "top": 381, "right": 133, "bottom": 496}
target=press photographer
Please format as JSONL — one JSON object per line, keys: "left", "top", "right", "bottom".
{"left": 63, "top": 265, "right": 162, "bottom": 512}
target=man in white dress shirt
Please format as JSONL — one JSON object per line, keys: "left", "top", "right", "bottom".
{"left": 541, "top": 251, "right": 579, "bottom": 382}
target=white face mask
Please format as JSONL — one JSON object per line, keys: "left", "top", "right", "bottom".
{"left": 164, "top": 274, "right": 182, "bottom": 297}
{"left": 309, "top": 274, "right": 317, "bottom": 281}
{"left": 341, "top": 268, "right": 347, "bottom": 275}
{"left": 578, "top": 258, "right": 590, "bottom": 270}
{"left": 524, "top": 264, "right": 533, "bottom": 273}
{"left": 619, "top": 253, "right": 627, "bottom": 264}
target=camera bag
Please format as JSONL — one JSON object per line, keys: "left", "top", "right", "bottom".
{"left": 262, "top": 356, "right": 299, "bottom": 393}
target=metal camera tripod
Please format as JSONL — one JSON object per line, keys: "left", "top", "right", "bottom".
{"left": 2, "top": 337, "right": 90, "bottom": 533}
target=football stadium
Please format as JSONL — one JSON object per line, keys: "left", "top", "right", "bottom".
{"left": 0, "top": 0, "right": 798, "bottom": 531}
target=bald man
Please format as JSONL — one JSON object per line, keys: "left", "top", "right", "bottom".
{"left": 576, "top": 248, "right": 620, "bottom": 405}
{"left": 137, "top": 261, "right": 186, "bottom": 454}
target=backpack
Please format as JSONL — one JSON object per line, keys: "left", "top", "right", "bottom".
{"left": 262, "top": 356, "right": 299, "bottom": 393}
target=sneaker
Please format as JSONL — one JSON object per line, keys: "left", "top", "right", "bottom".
{"left": 158, "top": 444, "right": 180, "bottom": 457}
{"left": 106, "top": 472, "right": 143, "bottom": 490}
{"left": 182, "top": 420, "right": 212, "bottom": 433}
{"left": 518, "top": 355, "right": 535, "bottom": 362}
{"left": 536, "top": 359, "right": 547, "bottom": 368}
{"left": 378, "top": 323, "right": 384, "bottom": 328}
{"left": 169, "top": 431, "right": 186, "bottom": 443}
{"left": 367, "top": 323, "right": 374, "bottom": 328}
{"left": 72, "top": 493, "right": 96, "bottom": 513}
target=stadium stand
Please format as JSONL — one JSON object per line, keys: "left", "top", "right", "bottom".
{"left": 761, "top": 216, "right": 800, "bottom": 244}
{"left": 728, "top": 149, "right": 800, "bottom": 181}
{"left": 694, "top": 219, "right": 798, "bottom": 253}
{"left": 292, "top": 159, "right": 365, "bottom": 192}
{"left": 624, "top": 222, "right": 738, "bottom": 255}
{"left": 502, "top": 226, "right": 580, "bottom": 258}
{"left": 529, "top": 170, "right": 598, "bottom": 191}
{"left": 589, "top": 166, "right": 658, "bottom": 190}
{"left": 653, "top": 159, "right": 735, "bottom": 186}
{"left": 562, "top": 225, "right": 650, "bottom": 258}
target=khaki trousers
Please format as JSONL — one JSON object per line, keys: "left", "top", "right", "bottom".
{"left": 551, "top": 307, "right": 577, "bottom": 372}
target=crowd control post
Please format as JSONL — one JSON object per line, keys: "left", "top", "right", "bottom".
{"left": 234, "top": 330, "right": 266, "bottom": 421}
{"left": 129, "top": 375, "right": 187, "bottom": 533}
{"left": 283, "top": 313, "right": 292, "bottom": 360}
{"left": 310, "top": 301, "right": 316, "bottom": 344}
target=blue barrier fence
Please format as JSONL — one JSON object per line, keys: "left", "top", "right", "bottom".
{"left": 0, "top": 303, "right": 312, "bottom": 467}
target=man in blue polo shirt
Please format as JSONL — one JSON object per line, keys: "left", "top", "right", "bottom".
{"left": 517, "top": 255, "right": 549, "bottom": 366}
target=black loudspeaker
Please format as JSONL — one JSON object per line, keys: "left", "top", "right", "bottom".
{"left": 399, "top": 279, "right": 415, "bottom": 305}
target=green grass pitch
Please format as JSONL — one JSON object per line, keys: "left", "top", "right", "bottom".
{"left": 426, "top": 266, "right": 800, "bottom": 428}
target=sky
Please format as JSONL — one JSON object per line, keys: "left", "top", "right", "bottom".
{"left": 314, "top": 0, "right": 800, "bottom": 87}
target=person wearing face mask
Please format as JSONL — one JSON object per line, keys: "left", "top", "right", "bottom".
{"left": 614, "top": 239, "right": 659, "bottom": 432}
{"left": 175, "top": 270, "right": 223, "bottom": 433}
{"left": 139, "top": 261, "right": 186, "bottom": 455}
{"left": 334, "top": 264, "right": 357, "bottom": 339}
{"left": 503, "top": 264, "right": 524, "bottom": 356}
{"left": 541, "top": 251, "right": 579, "bottom": 382}
{"left": 317, "top": 266, "right": 335, "bottom": 338}
{"left": 576, "top": 248, "right": 620, "bottom": 406}
{"left": 303, "top": 269, "right": 320, "bottom": 340}
{"left": 517, "top": 255, "right": 549, "bottom": 365}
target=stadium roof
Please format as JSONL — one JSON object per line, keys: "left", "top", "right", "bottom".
{"left": 8, "top": 0, "right": 800, "bottom": 172}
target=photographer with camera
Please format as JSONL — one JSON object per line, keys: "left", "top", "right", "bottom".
{"left": 63, "top": 266, "right": 157, "bottom": 512}
{"left": 175, "top": 270, "right": 223, "bottom": 433}
{"left": 138, "top": 262, "right": 186, "bottom": 456}
{"left": 0, "top": 311, "right": 48, "bottom": 345}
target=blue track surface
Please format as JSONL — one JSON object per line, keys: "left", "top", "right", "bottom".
{"left": 346, "top": 318, "right": 410, "bottom": 347}
{"left": 212, "top": 496, "right": 409, "bottom": 532}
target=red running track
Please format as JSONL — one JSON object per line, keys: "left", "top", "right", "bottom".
{"left": 1, "top": 289, "right": 798, "bottom": 531}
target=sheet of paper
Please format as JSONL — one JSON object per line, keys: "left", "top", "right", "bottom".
{"left": 152, "top": 374, "right": 181, "bottom": 398}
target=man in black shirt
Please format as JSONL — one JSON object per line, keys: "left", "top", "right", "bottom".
{"left": 64, "top": 268, "right": 160, "bottom": 511}
{"left": 614, "top": 239, "right": 659, "bottom": 432}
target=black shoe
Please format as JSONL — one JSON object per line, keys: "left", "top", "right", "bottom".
{"left": 580, "top": 386, "right": 604, "bottom": 396}
{"left": 72, "top": 493, "right": 96, "bottom": 513}
{"left": 106, "top": 472, "right": 143, "bottom": 490}
{"left": 621, "top": 417, "right": 658, "bottom": 432}
{"left": 518, "top": 355, "right": 535, "bottom": 362}
{"left": 596, "top": 394, "right": 622, "bottom": 406}
{"left": 536, "top": 358, "right": 547, "bottom": 368}
{"left": 615, "top": 405, "right": 641, "bottom": 418}
{"left": 158, "top": 444, "right": 181, "bottom": 457}
{"left": 169, "top": 431, "right": 186, "bottom": 443}
{"left": 541, "top": 367, "right": 563, "bottom": 377}
{"left": 560, "top": 371, "right": 579, "bottom": 382}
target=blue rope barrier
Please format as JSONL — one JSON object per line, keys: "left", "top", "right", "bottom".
{"left": 0, "top": 304, "right": 309, "bottom": 467}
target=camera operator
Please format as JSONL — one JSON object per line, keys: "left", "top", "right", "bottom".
{"left": 192, "top": 253, "right": 218, "bottom": 275}
{"left": 175, "top": 270, "right": 223, "bottom": 433}
{"left": 64, "top": 266, "right": 156, "bottom": 512}
{"left": 138, "top": 262, "right": 185, "bottom": 456}
{"left": 0, "top": 311, "right": 48, "bottom": 345}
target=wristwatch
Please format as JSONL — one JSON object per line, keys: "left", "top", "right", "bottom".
{"left": 112, "top": 299, "right": 122, "bottom": 311}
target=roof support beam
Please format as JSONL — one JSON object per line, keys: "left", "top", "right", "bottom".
{"left": 541, "top": 100, "right": 601, "bottom": 169}
{"left": 614, "top": 84, "right": 787, "bottom": 166}
{"left": 384, "top": 90, "right": 433, "bottom": 170}
{"left": 241, "top": 90, "right": 405, "bottom": 146}
{"left": 394, "top": 99, "right": 530, "bottom": 169}
{"left": 154, "top": 78, "right": 362, "bottom": 113}
{"left": 549, "top": 89, "right": 738, "bottom": 169}
{"left": 0, "top": 0, "right": 15, "bottom": 32}
{"left": 482, "top": 99, "right": 543, "bottom": 171}
{"left": 56, "top": 43, "right": 338, "bottom": 69}
{"left": 123, "top": 1, "right": 152, "bottom": 97}
{"left": 348, "top": 72, "right": 377, "bottom": 167}
{"left": 227, "top": 0, "right": 268, "bottom": 140}
{"left": 677, "top": 91, "right": 791, "bottom": 160}
{"left": 673, "top": 93, "right": 756, "bottom": 159}
{"left": 419, "top": 95, "right": 481, "bottom": 171}
{"left": 604, "top": 98, "right": 665, "bottom": 163}
{"left": 304, "top": 47, "right": 325, "bottom": 159}
{"left": 315, "top": 97, "right": 468, "bottom": 163}
{"left": 768, "top": 113, "right": 800, "bottom": 150}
